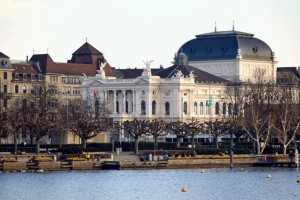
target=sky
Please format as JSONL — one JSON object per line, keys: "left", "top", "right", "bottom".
{"left": 1, "top": 0, "right": 300, "bottom": 69}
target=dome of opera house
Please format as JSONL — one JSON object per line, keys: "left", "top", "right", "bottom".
{"left": 179, "top": 30, "right": 275, "bottom": 62}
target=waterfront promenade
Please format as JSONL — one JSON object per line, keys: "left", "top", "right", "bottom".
{"left": 0, "top": 150, "right": 297, "bottom": 172}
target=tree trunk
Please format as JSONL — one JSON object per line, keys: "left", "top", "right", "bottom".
{"left": 134, "top": 137, "right": 139, "bottom": 154}
{"left": 230, "top": 132, "right": 233, "bottom": 149}
{"left": 154, "top": 137, "right": 158, "bottom": 150}
{"left": 283, "top": 144, "right": 287, "bottom": 155}
{"left": 36, "top": 139, "right": 40, "bottom": 155}
{"left": 14, "top": 129, "right": 18, "bottom": 154}
{"left": 192, "top": 135, "right": 195, "bottom": 148}
{"left": 82, "top": 138, "right": 87, "bottom": 148}
{"left": 252, "top": 141, "right": 256, "bottom": 154}
{"left": 256, "top": 140, "right": 261, "bottom": 155}
{"left": 176, "top": 137, "right": 180, "bottom": 148}
{"left": 215, "top": 136, "right": 219, "bottom": 149}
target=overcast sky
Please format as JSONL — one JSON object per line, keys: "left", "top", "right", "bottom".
{"left": 1, "top": 0, "right": 299, "bottom": 69}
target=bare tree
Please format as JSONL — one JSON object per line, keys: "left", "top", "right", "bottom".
{"left": 0, "top": 112, "right": 10, "bottom": 144}
{"left": 272, "top": 83, "right": 300, "bottom": 154}
{"left": 122, "top": 119, "right": 148, "bottom": 154}
{"left": 6, "top": 100, "right": 32, "bottom": 154}
{"left": 186, "top": 118, "right": 204, "bottom": 148}
{"left": 241, "top": 69, "right": 274, "bottom": 154}
{"left": 68, "top": 98, "right": 110, "bottom": 148}
{"left": 166, "top": 121, "right": 188, "bottom": 148}
{"left": 205, "top": 119, "right": 226, "bottom": 149}
{"left": 24, "top": 82, "right": 60, "bottom": 154}
{"left": 146, "top": 119, "right": 167, "bottom": 151}
{"left": 225, "top": 80, "right": 244, "bottom": 148}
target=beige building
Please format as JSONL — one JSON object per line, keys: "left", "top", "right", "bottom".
{"left": 1, "top": 42, "right": 115, "bottom": 144}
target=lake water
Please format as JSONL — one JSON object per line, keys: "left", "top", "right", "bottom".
{"left": 0, "top": 168, "right": 299, "bottom": 200}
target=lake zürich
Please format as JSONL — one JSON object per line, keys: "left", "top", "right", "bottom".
{"left": 0, "top": 168, "right": 299, "bottom": 200}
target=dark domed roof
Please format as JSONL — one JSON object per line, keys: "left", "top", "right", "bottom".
{"left": 179, "top": 30, "right": 274, "bottom": 61}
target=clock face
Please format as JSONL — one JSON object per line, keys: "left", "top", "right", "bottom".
{"left": 2, "top": 59, "right": 8, "bottom": 66}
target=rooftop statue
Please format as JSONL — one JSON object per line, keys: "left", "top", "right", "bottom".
{"left": 96, "top": 61, "right": 107, "bottom": 79}
{"left": 142, "top": 60, "right": 153, "bottom": 76}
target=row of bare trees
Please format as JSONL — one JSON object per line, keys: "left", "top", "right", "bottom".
{"left": 226, "top": 69, "right": 300, "bottom": 154}
{"left": 0, "top": 82, "right": 110, "bottom": 154}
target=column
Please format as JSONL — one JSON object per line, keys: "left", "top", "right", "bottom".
{"left": 113, "top": 90, "right": 116, "bottom": 114}
{"left": 122, "top": 90, "right": 126, "bottom": 114}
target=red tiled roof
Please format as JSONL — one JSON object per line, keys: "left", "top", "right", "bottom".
{"left": 12, "top": 63, "right": 40, "bottom": 74}
{"left": 29, "top": 54, "right": 117, "bottom": 77}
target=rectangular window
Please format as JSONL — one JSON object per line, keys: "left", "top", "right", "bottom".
{"left": 15, "top": 85, "right": 19, "bottom": 93}
{"left": 3, "top": 85, "right": 7, "bottom": 93}
{"left": 4, "top": 72, "right": 7, "bottom": 80}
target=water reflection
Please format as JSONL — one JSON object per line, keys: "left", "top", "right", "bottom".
{"left": 0, "top": 168, "right": 299, "bottom": 200}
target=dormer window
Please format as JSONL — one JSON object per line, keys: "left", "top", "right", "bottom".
{"left": 31, "top": 74, "right": 34, "bottom": 81}
{"left": 23, "top": 73, "right": 27, "bottom": 80}
{"left": 38, "top": 74, "right": 42, "bottom": 81}
{"left": 15, "top": 73, "right": 19, "bottom": 80}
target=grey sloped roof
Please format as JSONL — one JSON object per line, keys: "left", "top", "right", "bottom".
{"left": 179, "top": 30, "right": 274, "bottom": 62}
{"left": 116, "top": 68, "right": 164, "bottom": 79}
{"left": 0, "top": 51, "right": 9, "bottom": 58}
{"left": 72, "top": 42, "right": 103, "bottom": 55}
{"left": 276, "top": 67, "right": 300, "bottom": 84}
{"left": 154, "top": 64, "right": 228, "bottom": 83}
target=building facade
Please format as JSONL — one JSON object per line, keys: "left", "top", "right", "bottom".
{"left": 179, "top": 30, "right": 278, "bottom": 82}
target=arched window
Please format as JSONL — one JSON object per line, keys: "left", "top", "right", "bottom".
{"left": 206, "top": 105, "right": 209, "bottom": 114}
{"left": 152, "top": 100, "right": 156, "bottom": 115}
{"left": 228, "top": 103, "right": 233, "bottom": 115}
{"left": 116, "top": 101, "right": 119, "bottom": 113}
{"left": 223, "top": 103, "right": 226, "bottom": 115}
{"left": 183, "top": 102, "right": 187, "bottom": 114}
{"left": 141, "top": 100, "right": 146, "bottom": 115}
{"left": 165, "top": 102, "right": 170, "bottom": 115}
{"left": 95, "top": 100, "right": 99, "bottom": 117}
{"left": 125, "top": 101, "right": 128, "bottom": 113}
{"left": 215, "top": 102, "right": 220, "bottom": 115}
{"left": 200, "top": 102, "right": 204, "bottom": 114}
{"left": 194, "top": 102, "right": 197, "bottom": 114}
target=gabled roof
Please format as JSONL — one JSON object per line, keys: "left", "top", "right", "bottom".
{"left": 72, "top": 42, "right": 103, "bottom": 55}
{"left": 155, "top": 64, "right": 228, "bottom": 83}
{"left": 0, "top": 51, "right": 9, "bottom": 58}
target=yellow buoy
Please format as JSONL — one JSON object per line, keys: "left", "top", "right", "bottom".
{"left": 200, "top": 170, "right": 205, "bottom": 174}
{"left": 297, "top": 179, "right": 300, "bottom": 183}
{"left": 182, "top": 187, "right": 187, "bottom": 192}
{"left": 267, "top": 175, "right": 272, "bottom": 178}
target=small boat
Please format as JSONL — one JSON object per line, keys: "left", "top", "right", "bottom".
{"left": 36, "top": 169, "right": 44, "bottom": 173}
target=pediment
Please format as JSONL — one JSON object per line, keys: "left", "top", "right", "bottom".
{"left": 134, "top": 78, "right": 149, "bottom": 86}
{"left": 86, "top": 80, "right": 105, "bottom": 87}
